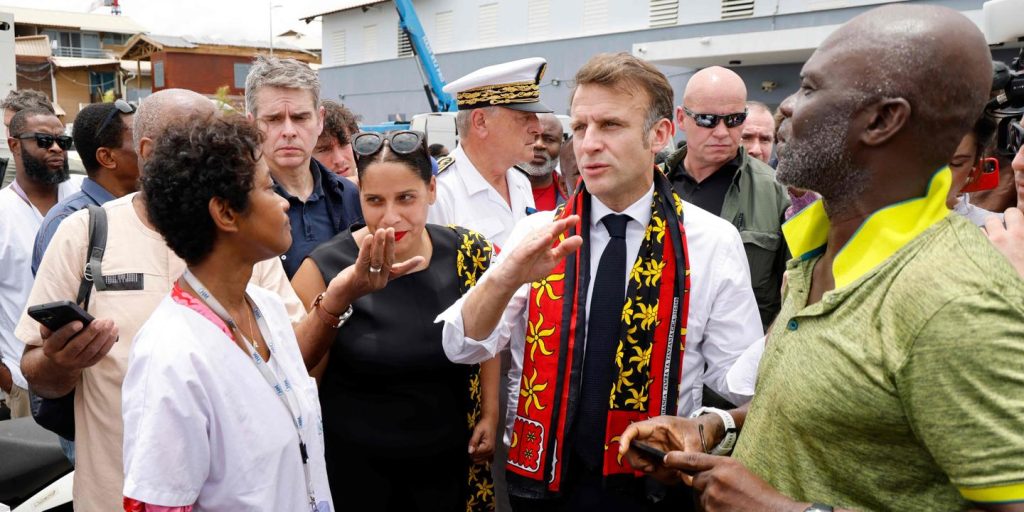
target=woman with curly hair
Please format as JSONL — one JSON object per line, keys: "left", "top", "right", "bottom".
{"left": 291, "top": 130, "right": 499, "bottom": 511}
{"left": 120, "top": 116, "right": 335, "bottom": 511}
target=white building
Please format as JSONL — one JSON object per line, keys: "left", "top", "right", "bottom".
{"left": 306, "top": 0, "right": 1023, "bottom": 124}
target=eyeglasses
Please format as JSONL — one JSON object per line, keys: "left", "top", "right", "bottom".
{"left": 15, "top": 133, "right": 73, "bottom": 151}
{"left": 1009, "top": 119, "right": 1023, "bottom": 156}
{"left": 683, "top": 107, "right": 748, "bottom": 129}
{"left": 352, "top": 130, "right": 426, "bottom": 157}
{"left": 95, "top": 99, "right": 136, "bottom": 137}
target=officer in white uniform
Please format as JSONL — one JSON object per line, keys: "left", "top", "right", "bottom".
{"left": 428, "top": 57, "right": 553, "bottom": 249}
{"left": 427, "top": 57, "right": 553, "bottom": 512}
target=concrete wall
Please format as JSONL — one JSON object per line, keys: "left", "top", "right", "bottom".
{"left": 320, "top": 0, "right": 910, "bottom": 66}
{"left": 318, "top": 0, "right": 993, "bottom": 125}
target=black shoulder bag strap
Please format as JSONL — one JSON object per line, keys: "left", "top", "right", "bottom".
{"left": 77, "top": 204, "right": 109, "bottom": 310}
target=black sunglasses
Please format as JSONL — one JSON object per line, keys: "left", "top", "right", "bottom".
{"left": 352, "top": 130, "right": 426, "bottom": 157}
{"left": 16, "top": 133, "right": 73, "bottom": 151}
{"left": 683, "top": 107, "right": 748, "bottom": 129}
{"left": 1009, "top": 119, "right": 1023, "bottom": 156}
{"left": 95, "top": 99, "right": 136, "bottom": 137}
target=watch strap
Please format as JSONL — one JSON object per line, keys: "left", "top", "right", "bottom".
{"left": 689, "top": 406, "right": 738, "bottom": 455}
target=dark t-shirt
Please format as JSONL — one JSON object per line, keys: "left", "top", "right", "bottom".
{"left": 670, "top": 153, "right": 742, "bottom": 216}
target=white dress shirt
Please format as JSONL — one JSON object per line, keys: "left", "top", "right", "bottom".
{"left": 437, "top": 184, "right": 764, "bottom": 443}
{"left": 427, "top": 145, "right": 536, "bottom": 248}
{"left": 0, "top": 176, "right": 82, "bottom": 390}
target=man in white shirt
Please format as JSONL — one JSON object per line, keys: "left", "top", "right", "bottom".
{"left": 0, "top": 108, "right": 82, "bottom": 418}
{"left": 428, "top": 57, "right": 550, "bottom": 249}
{"left": 438, "top": 53, "right": 762, "bottom": 511}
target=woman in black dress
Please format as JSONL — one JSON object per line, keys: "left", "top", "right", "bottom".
{"left": 292, "top": 130, "right": 499, "bottom": 511}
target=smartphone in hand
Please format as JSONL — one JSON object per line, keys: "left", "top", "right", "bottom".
{"left": 630, "top": 441, "right": 668, "bottom": 465}
{"left": 27, "top": 300, "right": 94, "bottom": 332}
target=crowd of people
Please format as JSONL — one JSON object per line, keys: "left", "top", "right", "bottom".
{"left": 1, "top": 3, "right": 1024, "bottom": 511}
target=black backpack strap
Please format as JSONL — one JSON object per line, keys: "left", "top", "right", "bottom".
{"left": 76, "top": 204, "right": 109, "bottom": 310}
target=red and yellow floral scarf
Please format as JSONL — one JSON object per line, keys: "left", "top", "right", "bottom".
{"left": 506, "top": 169, "right": 690, "bottom": 494}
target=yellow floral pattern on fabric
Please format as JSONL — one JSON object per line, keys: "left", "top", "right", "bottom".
{"left": 521, "top": 368, "right": 549, "bottom": 414}
{"left": 531, "top": 273, "right": 565, "bottom": 306}
{"left": 452, "top": 226, "right": 496, "bottom": 512}
{"left": 608, "top": 192, "right": 673, "bottom": 413}
{"left": 526, "top": 314, "right": 556, "bottom": 362}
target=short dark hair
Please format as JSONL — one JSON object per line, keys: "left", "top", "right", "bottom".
{"left": 428, "top": 143, "right": 447, "bottom": 158}
{"left": 72, "top": 103, "right": 129, "bottom": 176}
{"left": 355, "top": 131, "right": 432, "bottom": 184}
{"left": 320, "top": 100, "right": 359, "bottom": 145}
{"left": 10, "top": 108, "right": 58, "bottom": 138}
{"left": 142, "top": 115, "right": 262, "bottom": 265}
{"left": 2, "top": 90, "right": 54, "bottom": 117}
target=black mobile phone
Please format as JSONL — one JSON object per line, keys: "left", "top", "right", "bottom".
{"left": 27, "top": 300, "right": 94, "bottom": 331}
{"left": 631, "top": 441, "right": 668, "bottom": 464}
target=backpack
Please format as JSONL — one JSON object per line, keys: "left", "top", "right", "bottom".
{"left": 30, "top": 204, "right": 108, "bottom": 441}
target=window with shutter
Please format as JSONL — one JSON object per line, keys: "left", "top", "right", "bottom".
{"left": 435, "top": 10, "right": 454, "bottom": 51}
{"left": 721, "top": 0, "right": 754, "bottom": 19}
{"left": 329, "top": 29, "right": 347, "bottom": 65}
{"left": 478, "top": 3, "right": 499, "bottom": 46}
{"left": 527, "top": 0, "right": 550, "bottom": 41}
{"left": 582, "top": 0, "right": 609, "bottom": 34}
{"left": 649, "top": 0, "right": 678, "bottom": 27}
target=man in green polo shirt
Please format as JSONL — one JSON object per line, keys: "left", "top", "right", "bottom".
{"left": 618, "top": 4, "right": 1024, "bottom": 511}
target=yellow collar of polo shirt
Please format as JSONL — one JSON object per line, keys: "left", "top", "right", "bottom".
{"left": 782, "top": 166, "right": 952, "bottom": 289}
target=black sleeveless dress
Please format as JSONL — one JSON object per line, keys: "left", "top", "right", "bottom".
{"left": 308, "top": 224, "right": 492, "bottom": 511}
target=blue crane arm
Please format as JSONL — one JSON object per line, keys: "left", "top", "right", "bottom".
{"left": 394, "top": 0, "right": 458, "bottom": 112}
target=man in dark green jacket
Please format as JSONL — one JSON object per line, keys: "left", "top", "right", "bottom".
{"left": 665, "top": 67, "right": 789, "bottom": 328}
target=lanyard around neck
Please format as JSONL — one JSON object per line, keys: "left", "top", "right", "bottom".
{"left": 181, "top": 269, "right": 319, "bottom": 510}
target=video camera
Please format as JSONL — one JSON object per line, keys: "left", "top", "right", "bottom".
{"left": 987, "top": 47, "right": 1024, "bottom": 156}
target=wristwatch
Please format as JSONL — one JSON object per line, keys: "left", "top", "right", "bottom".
{"left": 688, "top": 406, "right": 738, "bottom": 455}
{"left": 804, "top": 504, "right": 834, "bottom": 512}
{"left": 312, "top": 293, "right": 353, "bottom": 329}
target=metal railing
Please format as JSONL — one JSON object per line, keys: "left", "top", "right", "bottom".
{"left": 51, "top": 46, "right": 115, "bottom": 59}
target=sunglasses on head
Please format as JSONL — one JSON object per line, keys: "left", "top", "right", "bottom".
{"left": 16, "top": 132, "right": 73, "bottom": 151}
{"left": 352, "top": 130, "right": 426, "bottom": 157}
{"left": 683, "top": 107, "right": 748, "bottom": 129}
{"left": 95, "top": 99, "right": 136, "bottom": 137}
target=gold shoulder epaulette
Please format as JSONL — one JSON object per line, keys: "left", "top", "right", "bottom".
{"left": 436, "top": 155, "right": 455, "bottom": 175}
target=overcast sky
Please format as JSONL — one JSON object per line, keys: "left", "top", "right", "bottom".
{"left": 3, "top": 0, "right": 342, "bottom": 44}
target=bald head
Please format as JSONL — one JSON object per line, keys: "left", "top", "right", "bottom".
{"left": 823, "top": 4, "right": 991, "bottom": 166}
{"left": 683, "top": 66, "right": 747, "bottom": 108}
{"left": 134, "top": 89, "right": 218, "bottom": 162}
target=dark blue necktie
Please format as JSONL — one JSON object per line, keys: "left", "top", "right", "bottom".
{"left": 575, "top": 213, "right": 630, "bottom": 469}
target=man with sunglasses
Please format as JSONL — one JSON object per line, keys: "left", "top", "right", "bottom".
{"left": 664, "top": 67, "right": 789, "bottom": 330}
{"left": 0, "top": 107, "right": 82, "bottom": 419}
{"left": 31, "top": 100, "right": 139, "bottom": 276}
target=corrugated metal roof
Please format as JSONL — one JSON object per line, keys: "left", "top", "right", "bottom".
{"left": 144, "top": 34, "right": 196, "bottom": 49}
{"left": 14, "top": 34, "right": 50, "bottom": 57}
{"left": 0, "top": 5, "right": 147, "bottom": 34}
{"left": 141, "top": 33, "right": 311, "bottom": 54}
{"left": 300, "top": 1, "right": 388, "bottom": 22}
{"left": 51, "top": 56, "right": 119, "bottom": 68}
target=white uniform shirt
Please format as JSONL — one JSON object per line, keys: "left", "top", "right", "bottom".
{"left": 0, "top": 176, "right": 82, "bottom": 389}
{"left": 438, "top": 184, "right": 764, "bottom": 442}
{"left": 123, "top": 285, "right": 332, "bottom": 511}
{"left": 428, "top": 145, "right": 535, "bottom": 248}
